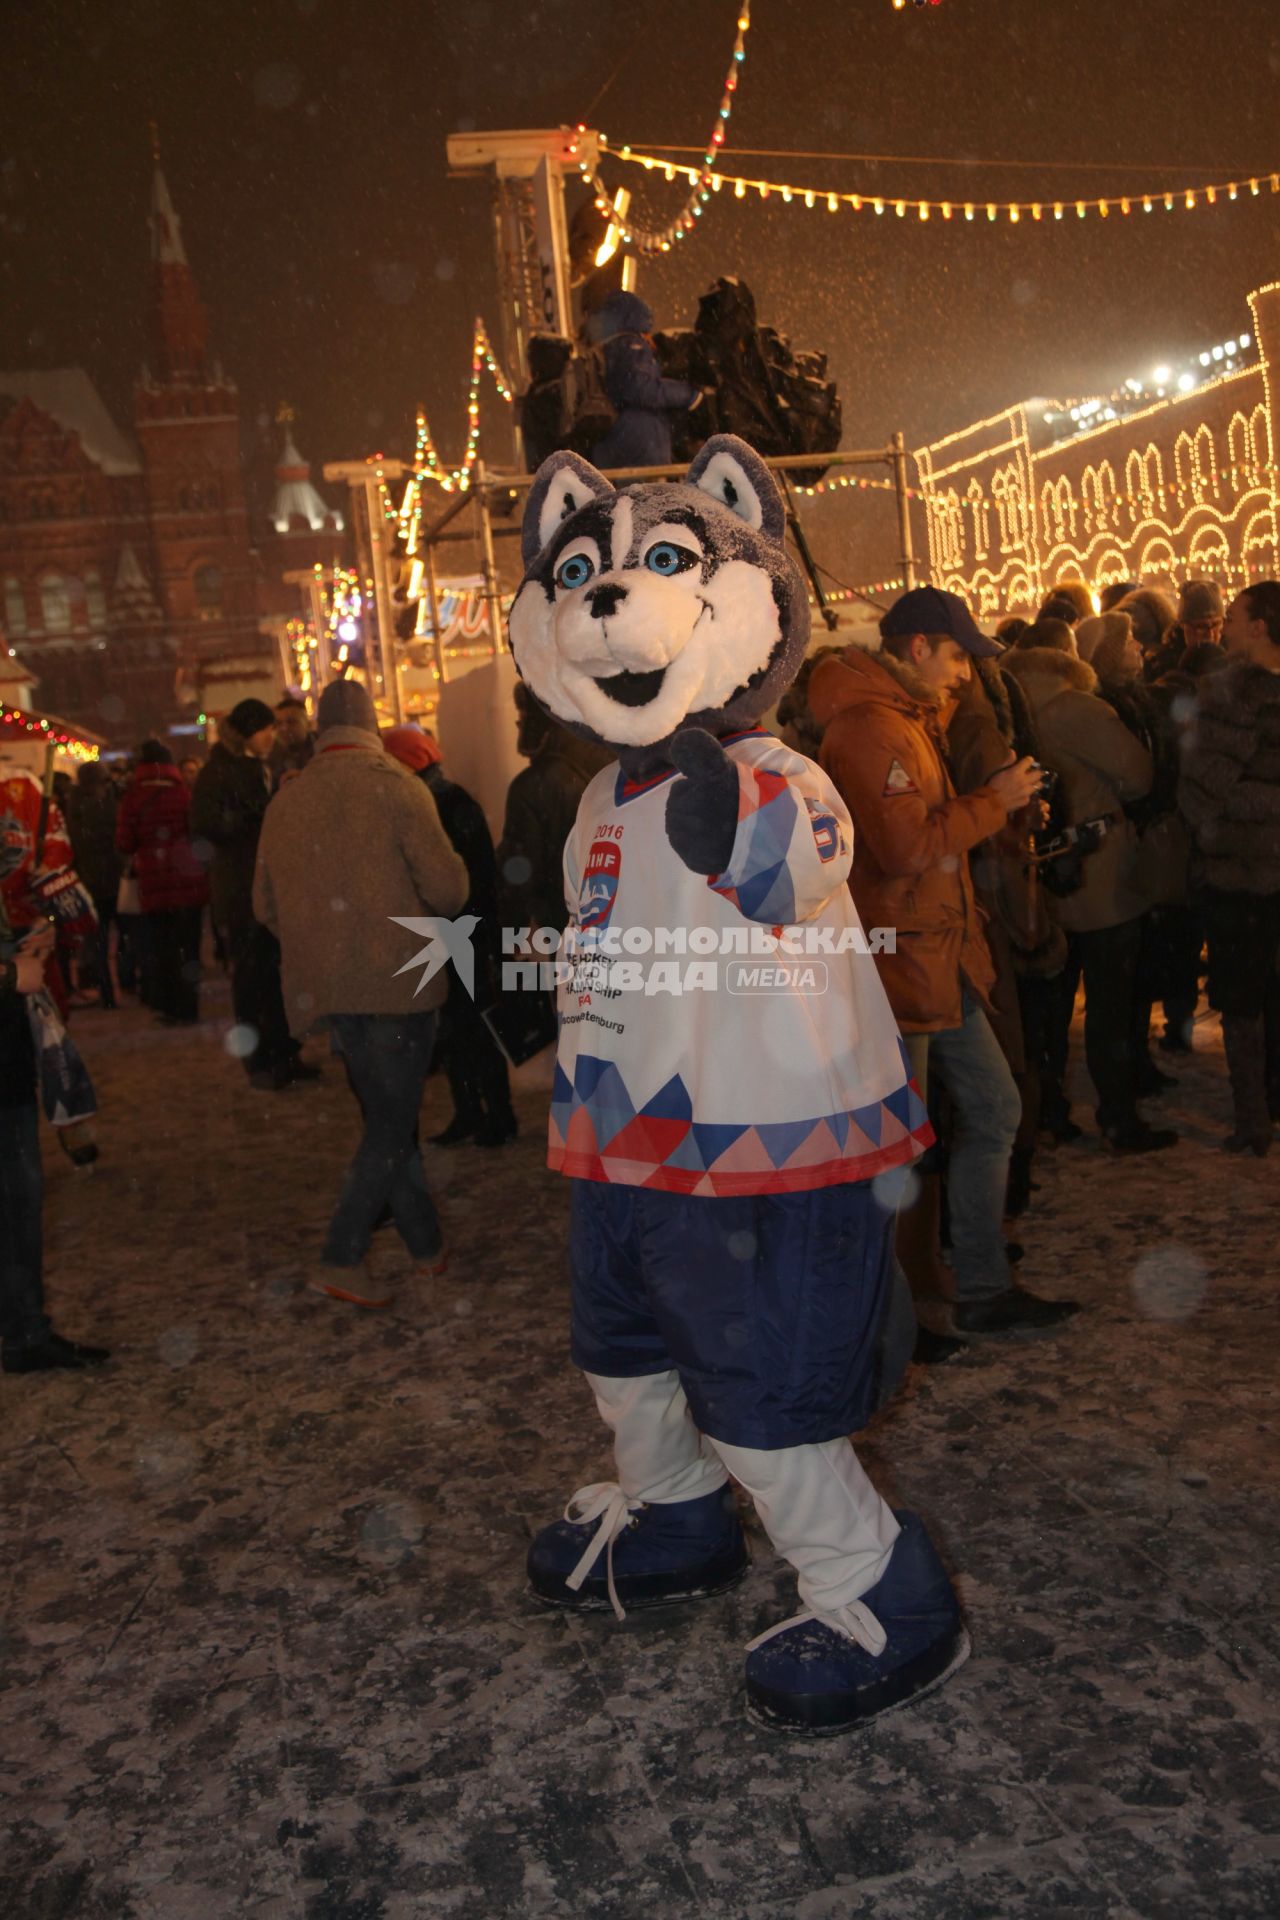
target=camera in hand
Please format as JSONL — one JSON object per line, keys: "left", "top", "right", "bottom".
{"left": 1034, "top": 812, "right": 1112, "bottom": 898}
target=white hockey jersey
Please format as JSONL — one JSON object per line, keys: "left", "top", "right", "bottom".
{"left": 548, "top": 729, "right": 931, "bottom": 1195}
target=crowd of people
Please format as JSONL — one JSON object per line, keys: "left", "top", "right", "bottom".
{"left": 3, "top": 572, "right": 1278, "bottom": 1369}
{"left": 0, "top": 678, "right": 608, "bottom": 1358}
{"left": 781, "top": 573, "right": 1280, "bottom": 1359}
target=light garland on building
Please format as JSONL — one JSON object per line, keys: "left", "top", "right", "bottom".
{"left": 600, "top": 139, "right": 1280, "bottom": 229}
{"left": 912, "top": 277, "right": 1280, "bottom": 614}
{"left": 574, "top": 5, "right": 750, "bottom": 254}
{"left": 0, "top": 703, "right": 99, "bottom": 762}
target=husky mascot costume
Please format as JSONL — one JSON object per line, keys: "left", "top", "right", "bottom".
{"left": 511, "top": 434, "right": 969, "bottom": 1733}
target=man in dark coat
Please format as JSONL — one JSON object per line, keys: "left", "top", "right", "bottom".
{"left": 1178, "top": 580, "right": 1280, "bottom": 1154}
{"left": 268, "top": 695, "right": 315, "bottom": 784}
{"left": 384, "top": 726, "right": 516, "bottom": 1147}
{"left": 497, "top": 682, "right": 612, "bottom": 941}
{"left": 190, "top": 699, "right": 313, "bottom": 1089}
{"left": 66, "top": 761, "right": 122, "bottom": 1009}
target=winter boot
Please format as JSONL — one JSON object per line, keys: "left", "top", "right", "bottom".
{"left": 743, "top": 1512, "right": 970, "bottom": 1735}
{"left": 527, "top": 1370, "right": 747, "bottom": 1617}
{"left": 1221, "top": 1013, "right": 1273, "bottom": 1156}
{"left": 527, "top": 1482, "right": 748, "bottom": 1616}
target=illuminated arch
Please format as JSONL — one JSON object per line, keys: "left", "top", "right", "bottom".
{"left": 1138, "top": 536, "right": 1178, "bottom": 585}
{"left": 991, "top": 463, "right": 1026, "bottom": 551}
{"left": 1093, "top": 548, "right": 1130, "bottom": 588}
{"left": 1250, "top": 402, "right": 1273, "bottom": 475}
{"left": 1193, "top": 424, "right": 1217, "bottom": 502}
{"left": 1005, "top": 571, "right": 1034, "bottom": 612}
{"left": 1081, "top": 461, "right": 1117, "bottom": 534}
{"left": 1228, "top": 412, "right": 1251, "bottom": 490}
{"left": 1241, "top": 507, "right": 1278, "bottom": 581}
{"left": 966, "top": 478, "right": 990, "bottom": 559}
{"left": 1187, "top": 521, "right": 1229, "bottom": 574}
{"left": 1174, "top": 431, "right": 1195, "bottom": 497}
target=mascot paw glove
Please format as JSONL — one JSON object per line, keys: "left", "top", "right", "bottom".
{"left": 664, "top": 728, "right": 739, "bottom": 877}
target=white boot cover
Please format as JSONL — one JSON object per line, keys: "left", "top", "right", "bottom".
{"left": 711, "top": 1437, "right": 900, "bottom": 1654}
{"left": 562, "top": 1370, "right": 730, "bottom": 1617}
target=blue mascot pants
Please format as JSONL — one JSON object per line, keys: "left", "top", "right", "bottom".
{"left": 569, "top": 1177, "right": 895, "bottom": 1450}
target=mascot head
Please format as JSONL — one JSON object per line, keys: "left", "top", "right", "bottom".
{"left": 509, "top": 435, "right": 810, "bottom": 771}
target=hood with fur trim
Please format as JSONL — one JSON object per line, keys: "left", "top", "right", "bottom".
{"left": 1002, "top": 646, "right": 1098, "bottom": 712}
{"left": 807, "top": 644, "right": 947, "bottom": 731}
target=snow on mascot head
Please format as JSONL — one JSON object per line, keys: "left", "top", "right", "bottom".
{"left": 509, "top": 435, "right": 810, "bottom": 782}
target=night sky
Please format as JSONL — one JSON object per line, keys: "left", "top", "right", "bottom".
{"left": 6, "top": 0, "right": 1280, "bottom": 556}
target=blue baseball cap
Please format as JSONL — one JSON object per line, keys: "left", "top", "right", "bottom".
{"left": 880, "top": 585, "right": 1002, "bottom": 658}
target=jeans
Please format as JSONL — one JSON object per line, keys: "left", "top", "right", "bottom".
{"left": 146, "top": 906, "right": 203, "bottom": 1021}
{"left": 906, "top": 996, "right": 1021, "bottom": 1307}
{"left": 325, "top": 1012, "right": 442, "bottom": 1267}
{"left": 1071, "top": 919, "right": 1144, "bottom": 1133}
{"left": 0, "top": 1102, "right": 50, "bottom": 1349}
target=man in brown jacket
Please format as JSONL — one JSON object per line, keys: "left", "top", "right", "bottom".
{"left": 811, "top": 587, "right": 1078, "bottom": 1338}
{"left": 254, "top": 679, "right": 469, "bottom": 1304}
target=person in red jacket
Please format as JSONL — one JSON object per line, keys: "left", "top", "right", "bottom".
{"left": 115, "top": 740, "right": 209, "bottom": 1024}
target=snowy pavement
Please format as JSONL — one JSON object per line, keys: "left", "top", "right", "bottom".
{"left": 1, "top": 987, "right": 1277, "bottom": 1918}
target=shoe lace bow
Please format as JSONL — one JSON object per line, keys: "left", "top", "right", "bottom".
{"left": 744, "top": 1597, "right": 887, "bottom": 1659}
{"left": 563, "top": 1481, "right": 644, "bottom": 1622}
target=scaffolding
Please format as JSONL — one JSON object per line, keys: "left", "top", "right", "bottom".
{"left": 409, "top": 440, "right": 919, "bottom": 679}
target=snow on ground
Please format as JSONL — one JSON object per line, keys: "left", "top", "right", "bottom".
{"left": 1, "top": 985, "right": 1276, "bottom": 1918}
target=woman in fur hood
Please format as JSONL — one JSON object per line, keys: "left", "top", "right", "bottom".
{"left": 1004, "top": 628, "right": 1176, "bottom": 1154}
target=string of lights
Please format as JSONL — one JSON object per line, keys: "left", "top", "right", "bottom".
{"left": 0, "top": 703, "right": 99, "bottom": 763}
{"left": 798, "top": 463, "right": 1280, "bottom": 512}
{"left": 573, "top": 5, "right": 750, "bottom": 254}
{"left": 388, "top": 318, "right": 515, "bottom": 535}
{"left": 601, "top": 140, "right": 1280, "bottom": 231}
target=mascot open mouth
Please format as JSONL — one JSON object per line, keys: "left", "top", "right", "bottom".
{"left": 593, "top": 667, "right": 668, "bottom": 707}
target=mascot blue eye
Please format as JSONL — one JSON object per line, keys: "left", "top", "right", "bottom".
{"left": 555, "top": 553, "right": 594, "bottom": 591}
{"left": 645, "top": 542, "right": 697, "bottom": 576}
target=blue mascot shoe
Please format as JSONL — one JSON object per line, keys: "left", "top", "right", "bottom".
{"left": 743, "top": 1512, "right": 970, "bottom": 1734}
{"left": 528, "top": 1481, "right": 749, "bottom": 1618}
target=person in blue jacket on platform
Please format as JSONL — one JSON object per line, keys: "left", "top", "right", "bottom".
{"left": 586, "top": 291, "right": 699, "bottom": 471}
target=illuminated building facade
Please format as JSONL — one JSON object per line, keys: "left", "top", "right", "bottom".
{"left": 0, "top": 165, "right": 343, "bottom": 744}
{"left": 913, "top": 277, "right": 1280, "bottom": 614}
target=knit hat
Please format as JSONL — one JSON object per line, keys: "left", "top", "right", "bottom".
{"left": 383, "top": 725, "right": 442, "bottom": 772}
{"left": 1177, "top": 579, "right": 1224, "bottom": 625}
{"left": 228, "top": 698, "right": 277, "bottom": 737}
{"left": 1075, "top": 611, "right": 1130, "bottom": 665}
{"left": 316, "top": 678, "right": 379, "bottom": 736}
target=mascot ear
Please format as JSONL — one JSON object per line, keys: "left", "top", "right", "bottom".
{"left": 522, "top": 451, "right": 615, "bottom": 570}
{"left": 686, "top": 435, "right": 786, "bottom": 545}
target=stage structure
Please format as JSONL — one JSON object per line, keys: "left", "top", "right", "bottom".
{"left": 446, "top": 129, "right": 603, "bottom": 423}
{"left": 913, "top": 277, "right": 1280, "bottom": 613}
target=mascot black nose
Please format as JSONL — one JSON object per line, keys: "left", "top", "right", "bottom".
{"left": 587, "top": 582, "right": 628, "bottom": 619}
